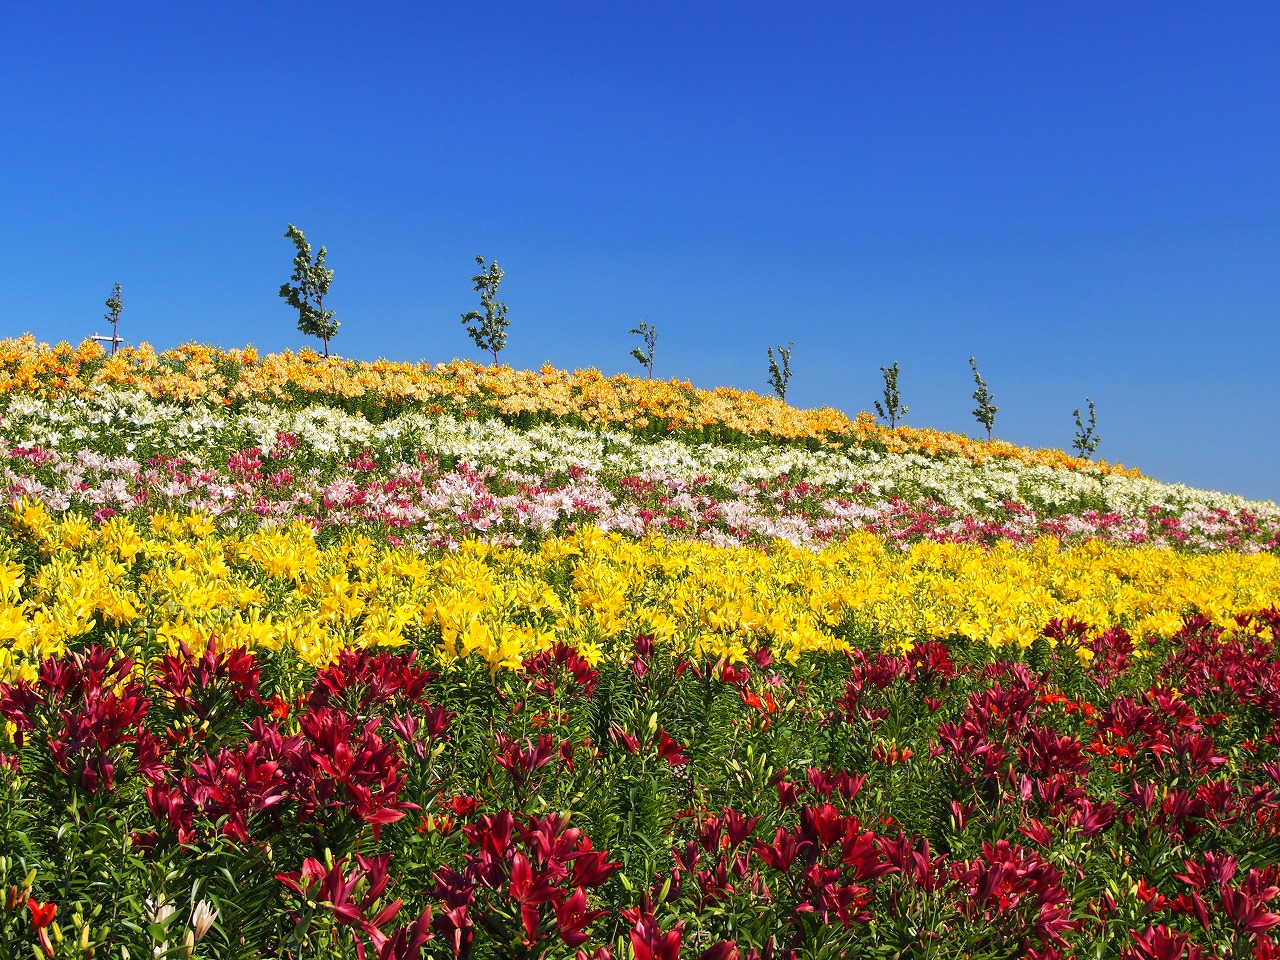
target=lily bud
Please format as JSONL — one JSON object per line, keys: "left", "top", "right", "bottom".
{"left": 190, "top": 900, "right": 217, "bottom": 942}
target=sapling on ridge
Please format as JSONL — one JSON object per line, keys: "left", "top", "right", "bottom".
{"left": 279, "top": 225, "right": 339, "bottom": 357}
{"left": 969, "top": 356, "right": 997, "bottom": 440}
{"left": 103, "top": 282, "right": 123, "bottom": 355}
{"left": 767, "top": 341, "right": 794, "bottom": 401}
{"left": 874, "top": 361, "right": 908, "bottom": 428}
{"left": 630, "top": 320, "right": 657, "bottom": 378}
{"left": 1073, "top": 397, "right": 1100, "bottom": 458}
{"left": 461, "top": 256, "right": 509, "bottom": 364}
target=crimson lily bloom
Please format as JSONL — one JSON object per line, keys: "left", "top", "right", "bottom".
{"left": 508, "top": 852, "right": 557, "bottom": 940}
{"left": 27, "top": 898, "right": 56, "bottom": 928}
{"left": 1220, "top": 876, "right": 1280, "bottom": 935}
{"left": 656, "top": 728, "right": 688, "bottom": 766}
{"left": 610, "top": 726, "right": 641, "bottom": 754}
{"left": 554, "top": 887, "right": 606, "bottom": 947}
{"left": 432, "top": 903, "right": 473, "bottom": 959}
{"left": 629, "top": 915, "right": 683, "bottom": 960}
{"left": 276, "top": 857, "right": 364, "bottom": 925}
{"left": 1122, "top": 924, "right": 1204, "bottom": 960}
{"left": 28, "top": 899, "right": 56, "bottom": 957}
{"left": 370, "top": 904, "right": 434, "bottom": 960}
{"left": 754, "top": 827, "right": 804, "bottom": 873}
{"left": 775, "top": 779, "right": 801, "bottom": 809}
{"left": 570, "top": 846, "right": 623, "bottom": 889}
{"left": 698, "top": 942, "right": 739, "bottom": 960}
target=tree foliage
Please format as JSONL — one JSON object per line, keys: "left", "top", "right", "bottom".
{"left": 969, "top": 356, "right": 998, "bottom": 440}
{"left": 630, "top": 321, "right": 657, "bottom": 378}
{"left": 461, "top": 256, "right": 509, "bottom": 363}
{"left": 874, "top": 361, "right": 908, "bottom": 428}
{"left": 1073, "top": 397, "right": 1100, "bottom": 458}
{"left": 103, "top": 283, "right": 123, "bottom": 355}
{"left": 767, "top": 342, "right": 794, "bottom": 401}
{"left": 279, "top": 225, "right": 338, "bottom": 357}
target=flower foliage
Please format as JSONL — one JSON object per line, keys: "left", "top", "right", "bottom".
{"left": 0, "top": 336, "right": 1141, "bottom": 473}
{"left": 0, "top": 338, "right": 1279, "bottom": 957}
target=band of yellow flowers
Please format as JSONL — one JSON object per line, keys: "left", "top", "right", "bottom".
{"left": 3, "top": 501, "right": 1275, "bottom": 685}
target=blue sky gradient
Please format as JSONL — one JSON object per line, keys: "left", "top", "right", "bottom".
{"left": 4, "top": 3, "right": 1279, "bottom": 500}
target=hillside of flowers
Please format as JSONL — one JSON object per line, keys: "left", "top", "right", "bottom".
{"left": 2, "top": 337, "right": 1280, "bottom": 959}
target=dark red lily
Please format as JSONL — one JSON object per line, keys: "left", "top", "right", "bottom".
{"left": 1121, "top": 924, "right": 1204, "bottom": 960}
{"left": 657, "top": 728, "right": 688, "bottom": 766}
{"left": 554, "top": 886, "right": 607, "bottom": 947}
{"left": 508, "top": 851, "right": 558, "bottom": 940}
{"left": 28, "top": 898, "right": 56, "bottom": 956}
{"left": 624, "top": 899, "right": 684, "bottom": 960}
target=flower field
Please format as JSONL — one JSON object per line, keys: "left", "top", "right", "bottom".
{"left": 2, "top": 338, "right": 1280, "bottom": 959}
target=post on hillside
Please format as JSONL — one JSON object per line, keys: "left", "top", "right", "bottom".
{"left": 90, "top": 331, "right": 124, "bottom": 354}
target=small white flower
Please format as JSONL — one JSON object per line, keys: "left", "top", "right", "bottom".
{"left": 190, "top": 899, "right": 218, "bottom": 942}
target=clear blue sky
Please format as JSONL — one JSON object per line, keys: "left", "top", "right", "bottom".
{"left": 4, "top": 3, "right": 1279, "bottom": 501}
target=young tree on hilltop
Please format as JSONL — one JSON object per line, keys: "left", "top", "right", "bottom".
{"left": 279, "top": 225, "right": 338, "bottom": 357}
{"left": 461, "top": 256, "right": 510, "bottom": 364}
{"left": 969, "top": 356, "right": 997, "bottom": 440}
{"left": 103, "top": 283, "right": 123, "bottom": 355}
{"left": 1073, "top": 397, "right": 1100, "bottom": 458}
{"left": 630, "top": 320, "right": 657, "bottom": 378}
{"left": 768, "top": 342, "right": 794, "bottom": 401}
{"left": 874, "top": 361, "right": 908, "bottom": 428}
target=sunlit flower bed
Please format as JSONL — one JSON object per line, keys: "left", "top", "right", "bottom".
{"left": 0, "top": 337, "right": 1138, "bottom": 475}
{"left": 4, "top": 389, "right": 1276, "bottom": 553}
{"left": 2, "top": 340, "right": 1280, "bottom": 959}
{"left": 3, "top": 516, "right": 1280, "bottom": 683}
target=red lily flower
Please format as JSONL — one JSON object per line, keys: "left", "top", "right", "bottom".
{"left": 554, "top": 886, "right": 607, "bottom": 947}
{"left": 445, "top": 794, "right": 480, "bottom": 818}
{"left": 431, "top": 902, "right": 473, "bottom": 959}
{"left": 508, "top": 852, "right": 557, "bottom": 940}
{"left": 610, "top": 725, "right": 641, "bottom": 754}
{"left": 1121, "top": 924, "right": 1204, "bottom": 960}
{"left": 624, "top": 900, "right": 684, "bottom": 960}
{"left": 754, "top": 828, "right": 803, "bottom": 873}
{"left": 275, "top": 857, "right": 364, "bottom": 925}
{"left": 570, "top": 846, "right": 623, "bottom": 889}
{"left": 371, "top": 906, "right": 434, "bottom": 960}
{"left": 27, "top": 898, "right": 56, "bottom": 928}
{"left": 775, "top": 778, "right": 801, "bottom": 809}
{"left": 1134, "top": 878, "right": 1169, "bottom": 912}
{"left": 698, "top": 941, "right": 739, "bottom": 960}
{"left": 1018, "top": 818, "right": 1052, "bottom": 848}
{"left": 656, "top": 728, "right": 688, "bottom": 766}
{"left": 28, "top": 898, "right": 56, "bottom": 957}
